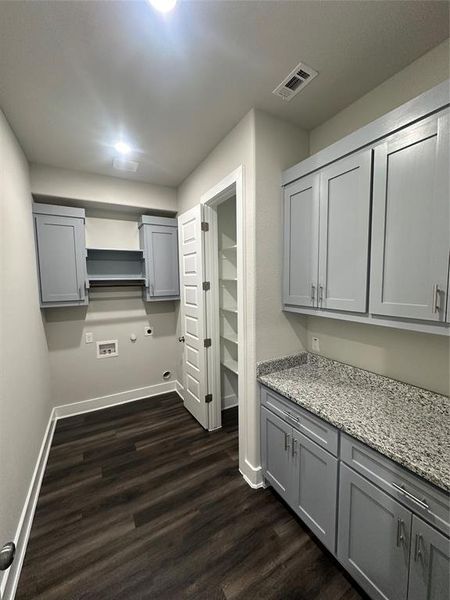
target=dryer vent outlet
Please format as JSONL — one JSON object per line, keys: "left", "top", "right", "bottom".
{"left": 162, "top": 371, "right": 171, "bottom": 380}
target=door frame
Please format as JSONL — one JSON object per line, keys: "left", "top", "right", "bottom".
{"left": 200, "top": 166, "right": 247, "bottom": 437}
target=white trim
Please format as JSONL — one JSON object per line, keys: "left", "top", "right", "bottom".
{"left": 283, "top": 304, "right": 450, "bottom": 336}
{"left": 1, "top": 409, "right": 56, "bottom": 600}
{"left": 240, "top": 469, "right": 265, "bottom": 490}
{"left": 54, "top": 380, "right": 178, "bottom": 419}
{"left": 176, "top": 379, "right": 185, "bottom": 400}
{"left": 282, "top": 79, "right": 450, "bottom": 185}
{"left": 222, "top": 393, "right": 238, "bottom": 410}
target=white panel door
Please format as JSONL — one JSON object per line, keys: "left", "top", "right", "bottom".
{"left": 318, "top": 150, "right": 372, "bottom": 313}
{"left": 283, "top": 174, "right": 320, "bottom": 307}
{"left": 178, "top": 206, "right": 208, "bottom": 429}
{"left": 370, "top": 111, "right": 450, "bottom": 321}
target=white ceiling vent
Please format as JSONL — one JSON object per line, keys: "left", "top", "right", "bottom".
{"left": 273, "top": 62, "right": 318, "bottom": 101}
{"left": 113, "top": 158, "right": 139, "bottom": 172}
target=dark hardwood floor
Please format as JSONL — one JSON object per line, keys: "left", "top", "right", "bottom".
{"left": 17, "top": 393, "right": 367, "bottom": 600}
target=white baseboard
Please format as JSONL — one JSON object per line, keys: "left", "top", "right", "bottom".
{"left": 240, "top": 458, "right": 264, "bottom": 489}
{"left": 222, "top": 393, "right": 238, "bottom": 410}
{"left": 2, "top": 381, "right": 183, "bottom": 600}
{"left": 2, "top": 409, "right": 56, "bottom": 600}
{"left": 240, "top": 469, "right": 265, "bottom": 489}
{"left": 176, "top": 379, "right": 185, "bottom": 400}
{"left": 54, "top": 380, "right": 178, "bottom": 419}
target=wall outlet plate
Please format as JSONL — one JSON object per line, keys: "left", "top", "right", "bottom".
{"left": 97, "top": 340, "right": 119, "bottom": 358}
{"left": 144, "top": 326, "right": 153, "bottom": 336}
{"left": 311, "top": 336, "right": 320, "bottom": 352}
{"left": 85, "top": 332, "right": 94, "bottom": 344}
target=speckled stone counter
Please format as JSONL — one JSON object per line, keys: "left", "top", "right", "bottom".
{"left": 257, "top": 352, "right": 450, "bottom": 492}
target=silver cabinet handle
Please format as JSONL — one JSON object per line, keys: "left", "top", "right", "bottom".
{"left": 391, "top": 482, "right": 429, "bottom": 511}
{"left": 291, "top": 438, "right": 297, "bottom": 459}
{"left": 284, "top": 433, "right": 291, "bottom": 452}
{"left": 311, "top": 284, "right": 316, "bottom": 304}
{"left": 414, "top": 533, "right": 424, "bottom": 562}
{"left": 432, "top": 284, "right": 441, "bottom": 313}
{"left": 319, "top": 284, "right": 324, "bottom": 305}
{"left": 396, "top": 518, "right": 405, "bottom": 547}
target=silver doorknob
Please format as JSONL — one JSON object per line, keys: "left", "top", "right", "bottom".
{"left": 178, "top": 336, "right": 185, "bottom": 343}
{"left": 0, "top": 542, "right": 15, "bottom": 571}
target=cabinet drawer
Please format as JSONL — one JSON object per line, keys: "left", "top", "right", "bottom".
{"left": 341, "top": 433, "right": 450, "bottom": 536}
{"left": 260, "top": 385, "right": 339, "bottom": 456}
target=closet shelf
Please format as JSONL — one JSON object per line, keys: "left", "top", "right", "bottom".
{"left": 222, "top": 359, "right": 238, "bottom": 375}
{"left": 87, "top": 247, "right": 144, "bottom": 254}
{"left": 220, "top": 307, "right": 238, "bottom": 314}
{"left": 221, "top": 333, "right": 238, "bottom": 345}
{"left": 220, "top": 245, "right": 237, "bottom": 253}
{"left": 220, "top": 278, "right": 237, "bottom": 283}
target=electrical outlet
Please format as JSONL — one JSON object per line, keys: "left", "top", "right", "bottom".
{"left": 311, "top": 336, "right": 320, "bottom": 353}
{"left": 144, "top": 326, "right": 153, "bottom": 336}
{"left": 85, "top": 332, "right": 94, "bottom": 344}
{"left": 97, "top": 340, "right": 118, "bottom": 358}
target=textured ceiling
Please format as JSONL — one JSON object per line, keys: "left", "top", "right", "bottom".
{"left": 0, "top": 0, "right": 448, "bottom": 186}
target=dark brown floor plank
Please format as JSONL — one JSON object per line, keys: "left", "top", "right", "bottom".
{"left": 16, "top": 392, "right": 367, "bottom": 600}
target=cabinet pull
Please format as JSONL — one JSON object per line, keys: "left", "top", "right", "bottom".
{"left": 311, "top": 284, "right": 316, "bottom": 304}
{"left": 396, "top": 519, "right": 405, "bottom": 548}
{"left": 414, "top": 533, "right": 424, "bottom": 562}
{"left": 432, "top": 284, "right": 441, "bottom": 313}
{"left": 391, "top": 482, "right": 429, "bottom": 511}
{"left": 291, "top": 438, "right": 297, "bottom": 460}
{"left": 284, "top": 433, "right": 291, "bottom": 452}
{"left": 319, "top": 284, "right": 324, "bottom": 305}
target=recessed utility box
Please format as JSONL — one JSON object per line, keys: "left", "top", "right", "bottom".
{"left": 97, "top": 340, "right": 119, "bottom": 358}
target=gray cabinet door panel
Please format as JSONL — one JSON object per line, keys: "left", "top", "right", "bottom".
{"left": 261, "top": 407, "right": 292, "bottom": 503}
{"left": 338, "top": 463, "right": 411, "bottom": 600}
{"left": 283, "top": 174, "right": 320, "bottom": 307}
{"left": 35, "top": 214, "right": 86, "bottom": 304}
{"left": 291, "top": 430, "right": 338, "bottom": 553}
{"left": 370, "top": 111, "right": 449, "bottom": 321}
{"left": 318, "top": 150, "right": 372, "bottom": 313}
{"left": 408, "top": 516, "right": 450, "bottom": 600}
{"left": 144, "top": 224, "right": 179, "bottom": 298}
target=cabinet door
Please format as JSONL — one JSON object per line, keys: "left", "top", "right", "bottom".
{"left": 318, "top": 150, "right": 372, "bottom": 313}
{"left": 35, "top": 214, "right": 86, "bottom": 305}
{"left": 261, "top": 407, "right": 292, "bottom": 503}
{"left": 408, "top": 516, "right": 449, "bottom": 600}
{"left": 338, "top": 464, "right": 411, "bottom": 600}
{"left": 291, "top": 430, "right": 338, "bottom": 553}
{"left": 370, "top": 111, "right": 449, "bottom": 321}
{"left": 283, "top": 174, "right": 320, "bottom": 307}
{"left": 144, "top": 224, "right": 180, "bottom": 298}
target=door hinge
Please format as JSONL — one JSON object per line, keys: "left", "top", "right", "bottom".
{"left": 201, "top": 221, "right": 209, "bottom": 232}
{"left": 205, "top": 393, "right": 213, "bottom": 403}
{"left": 203, "top": 338, "right": 212, "bottom": 348}
{"left": 202, "top": 281, "right": 210, "bottom": 291}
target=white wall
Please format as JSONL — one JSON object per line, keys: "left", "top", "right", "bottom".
{"left": 254, "top": 110, "right": 309, "bottom": 362}
{"left": 305, "top": 40, "right": 450, "bottom": 395}
{"left": 30, "top": 163, "right": 177, "bottom": 213}
{"left": 0, "top": 111, "right": 52, "bottom": 592}
{"left": 44, "top": 212, "right": 179, "bottom": 407}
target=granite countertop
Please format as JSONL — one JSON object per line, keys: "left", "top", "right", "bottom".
{"left": 257, "top": 352, "right": 450, "bottom": 493}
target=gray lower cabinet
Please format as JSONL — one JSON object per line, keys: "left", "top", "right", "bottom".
{"left": 139, "top": 216, "right": 180, "bottom": 300}
{"left": 261, "top": 404, "right": 338, "bottom": 553}
{"left": 408, "top": 516, "right": 450, "bottom": 600}
{"left": 291, "top": 429, "right": 337, "bottom": 552}
{"left": 338, "top": 463, "right": 412, "bottom": 600}
{"left": 33, "top": 204, "right": 87, "bottom": 307}
{"left": 261, "top": 406, "right": 293, "bottom": 503}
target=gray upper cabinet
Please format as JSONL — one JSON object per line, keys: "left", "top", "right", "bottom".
{"left": 33, "top": 204, "right": 87, "bottom": 308}
{"left": 370, "top": 111, "right": 450, "bottom": 322}
{"left": 261, "top": 406, "right": 293, "bottom": 503}
{"left": 408, "top": 516, "right": 449, "bottom": 600}
{"left": 318, "top": 150, "right": 372, "bottom": 313}
{"left": 291, "top": 430, "right": 338, "bottom": 552}
{"left": 283, "top": 150, "right": 372, "bottom": 313}
{"left": 338, "top": 463, "right": 412, "bottom": 600}
{"left": 139, "top": 216, "right": 180, "bottom": 301}
{"left": 283, "top": 174, "right": 319, "bottom": 307}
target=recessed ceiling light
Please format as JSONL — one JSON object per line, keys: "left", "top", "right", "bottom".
{"left": 114, "top": 141, "right": 131, "bottom": 155}
{"left": 148, "top": 0, "right": 177, "bottom": 13}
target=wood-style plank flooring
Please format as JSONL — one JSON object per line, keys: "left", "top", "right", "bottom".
{"left": 17, "top": 392, "right": 367, "bottom": 600}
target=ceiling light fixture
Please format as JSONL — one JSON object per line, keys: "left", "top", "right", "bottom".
{"left": 148, "top": 0, "right": 177, "bottom": 13}
{"left": 114, "top": 141, "right": 131, "bottom": 155}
